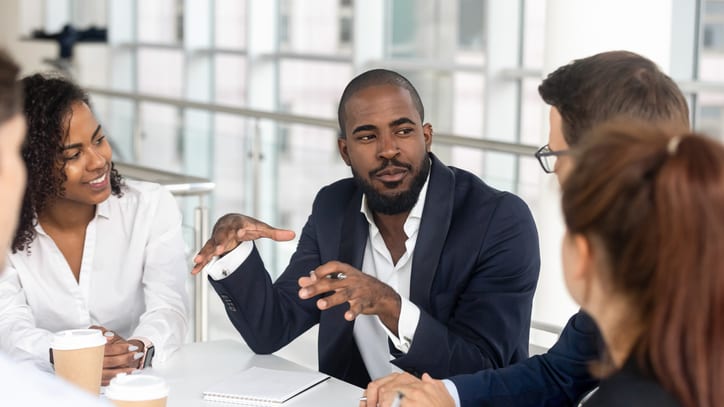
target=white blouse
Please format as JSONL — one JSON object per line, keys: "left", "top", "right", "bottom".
{"left": 0, "top": 180, "right": 189, "bottom": 367}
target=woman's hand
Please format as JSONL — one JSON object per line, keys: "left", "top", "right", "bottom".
{"left": 89, "top": 325, "right": 144, "bottom": 385}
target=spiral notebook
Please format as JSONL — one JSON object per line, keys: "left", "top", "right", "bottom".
{"left": 202, "top": 366, "right": 330, "bottom": 406}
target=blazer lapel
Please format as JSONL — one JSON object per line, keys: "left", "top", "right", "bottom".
{"left": 326, "top": 186, "right": 367, "bottom": 355}
{"left": 338, "top": 188, "right": 368, "bottom": 269}
{"left": 410, "top": 153, "right": 454, "bottom": 309}
{"left": 318, "top": 187, "right": 371, "bottom": 386}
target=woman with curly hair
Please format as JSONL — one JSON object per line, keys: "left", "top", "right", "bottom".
{"left": 0, "top": 52, "right": 112, "bottom": 406}
{"left": 0, "top": 74, "right": 188, "bottom": 386}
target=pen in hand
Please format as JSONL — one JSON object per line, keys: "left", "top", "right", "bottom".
{"left": 309, "top": 270, "right": 348, "bottom": 280}
{"left": 358, "top": 391, "right": 403, "bottom": 406}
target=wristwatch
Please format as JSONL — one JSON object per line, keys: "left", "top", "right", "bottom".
{"left": 142, "top": 344, "right": 155, "bottom": 368}
{"left": 133, "top": 337, "right": 155, "bottom": 368}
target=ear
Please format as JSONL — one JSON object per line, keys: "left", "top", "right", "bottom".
{"left": 570, "top": 234, "right": 593, "bottom": 282}
{"left": 562, "top": 232, "right": 595, "bottom": 308}
{"left": 574, "top": 233, "right": 604, "bottom": 310}
{"left": 337, "top": 137, "right": 351, "bottom": 166}
{"left": 423, "top": 123, "right": 433, "bottom": 152}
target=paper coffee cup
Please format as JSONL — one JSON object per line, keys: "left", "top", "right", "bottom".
{"left": 51, "top": 328, "right": 106, "bottom": 395}
{"left": 106, "top": 374, "right": 169, "bottom": 407}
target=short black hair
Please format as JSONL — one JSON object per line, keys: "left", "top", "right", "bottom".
{"left": 337, "top": 69, "right": 424, "bottom": 138}
{"left": 539, "top": 50, "right": 689, "bottom": 146}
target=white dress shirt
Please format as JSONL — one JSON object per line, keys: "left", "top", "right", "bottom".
{"left": 443, "top": 379, "right": 462, "bottom": 407}
{"left": 352, "top": 174, "right": 427, "bottom": 380}
{"left": 0, "top": 180, "right": 189, "bottom": 367}
{"left": 208, "top": 172, "right": 430, "bottom": 380}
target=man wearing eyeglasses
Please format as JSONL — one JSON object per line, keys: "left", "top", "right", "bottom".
{"left": 534, "top": 144, "right": 568, "bottom": 175}
{"left": 363, "top": 50, "right": 691, "bottom": 407}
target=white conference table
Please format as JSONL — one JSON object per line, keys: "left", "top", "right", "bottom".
{"left": 147, "top": 340, "right": 363, "bottom": 406}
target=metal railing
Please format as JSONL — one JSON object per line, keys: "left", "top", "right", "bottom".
{"left": 86, "top": 86, "right": 540, "bottom": 156}
{"left": 531, "top": 320, "right": 563, "bottom": 336}
{"left": 529, "top": 320, "right": 563, "bottom": 355}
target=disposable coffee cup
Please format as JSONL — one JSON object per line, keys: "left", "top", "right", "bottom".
{"left": 105, "top": 373, "right": 169, "bottom": 407}
{"left": 51, "top": 328, "right": 106, "bottom": 394}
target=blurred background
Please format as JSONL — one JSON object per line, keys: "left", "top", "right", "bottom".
{"left": 0, "top": 0, "right": 722, "bottom": 369}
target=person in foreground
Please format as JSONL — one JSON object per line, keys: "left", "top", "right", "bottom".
{"left": 555, "top": 123, "right": 722, "bottom": 406}
{"left": 364, "top": 50, "right": 692, "bottom": 406}
{"left": 0, "top": 50, "right": 111, "bottom": 406}
{"left": 0, "top": 74, "right": 188, "bottom": 385}
{"left": 369, "top": 122, "right": 723, "bottom": 406}
{"left": 192, "top": 68, "right": 540, "bottom": 387}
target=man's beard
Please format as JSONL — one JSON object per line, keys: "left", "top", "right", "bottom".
{"left": 353, "top": 155, "right": 431, "bottom": 215}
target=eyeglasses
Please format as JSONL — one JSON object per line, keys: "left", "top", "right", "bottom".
{"left": 534, "top": 144, "right": 569, "bottom": 174}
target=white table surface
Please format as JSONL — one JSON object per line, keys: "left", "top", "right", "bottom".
{"left": 147, "top": 340, "right": 363, "bottom": 406}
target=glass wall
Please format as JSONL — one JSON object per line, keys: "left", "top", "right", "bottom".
{"left": 17, "top": 0, "right": 724, "bottom": 350}
{"left": 699, "top": 0, "right": 724, "bottom": 138}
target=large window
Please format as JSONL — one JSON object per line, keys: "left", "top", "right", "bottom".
{"left": 703, "top": 0, "right": 724, "bottom": 51}
{"left": 19, "top": 0, "right": 724, "bottom": 346}
{"left": 699, "top": 0, "right": 724, "bottom": 139}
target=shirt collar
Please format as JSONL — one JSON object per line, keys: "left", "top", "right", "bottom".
{"left": 96, "top": 198, "right": 111, "bottom": 219}
{"left": 33, "top": 200, "right": 112, "bottom": 235}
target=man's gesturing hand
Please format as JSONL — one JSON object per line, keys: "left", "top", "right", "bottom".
{"left": 298, "top": 261, "right": 402, "bottom": 334}
{"left": 192, "top": 213, "right": 295, "bottom": 274}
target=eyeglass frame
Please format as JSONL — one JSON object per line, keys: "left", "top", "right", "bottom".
{"left": 534, "top": 144, "right": 569, "bottom": 174}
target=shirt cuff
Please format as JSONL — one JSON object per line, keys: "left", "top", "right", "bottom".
{"left": 206, "top": 241, "right": 254, "bottom": 280}
{"left": 380, "top": 298, "right": 420, "bottom": 353}
{"left": 442, "top": 379, "right": 462, "bottom": 407}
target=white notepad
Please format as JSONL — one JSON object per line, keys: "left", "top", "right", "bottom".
{"left": 202, "top": 366, "right": 330, "bottom": 406}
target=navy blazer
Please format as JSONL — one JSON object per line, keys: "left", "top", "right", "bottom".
{"left": 582, "top": 354, "right": 680, "bottom": 406}
{"left": 449, "top": 310, "right": 603, "bottom": 406}
{"left": 210, "top": 153, "right": 540, "bottom": 388}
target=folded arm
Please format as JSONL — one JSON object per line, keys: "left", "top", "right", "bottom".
{"left": 449, "top": 311, "right": 602, "bottom": 406}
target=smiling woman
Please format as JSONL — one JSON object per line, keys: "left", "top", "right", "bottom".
{"left": 0, "top": 74, "right": 189, "bottom": 386}
{"left": 14, "top": 75, "right": 124, "bottom": 253}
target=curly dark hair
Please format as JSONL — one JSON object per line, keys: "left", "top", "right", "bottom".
{"left": 12, "top": 74, "right": 124, "bottom": 253}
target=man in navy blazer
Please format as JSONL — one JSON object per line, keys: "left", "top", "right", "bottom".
{"left": 362, "top": 51, "right": 692, "bottom": 406}
{"left": 192, "top": 69, "right": 540, "bottom": 388}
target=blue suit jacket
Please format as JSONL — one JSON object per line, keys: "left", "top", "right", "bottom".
{"left": 449, "top": 310, "right": 603, "bottom": 406}
{"left": 209, "top": 153, "right": 540, "bottom": 388}
{"left": 583, "top": 352, "right": 680, "bottom": 406}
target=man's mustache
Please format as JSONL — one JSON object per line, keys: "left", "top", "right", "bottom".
{"left": 369, "top": 159, "right": 412, "bottom": 177}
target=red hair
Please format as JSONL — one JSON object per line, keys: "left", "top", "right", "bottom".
{"left": 562, "top": 121, "right": 724, "bottom": 407}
